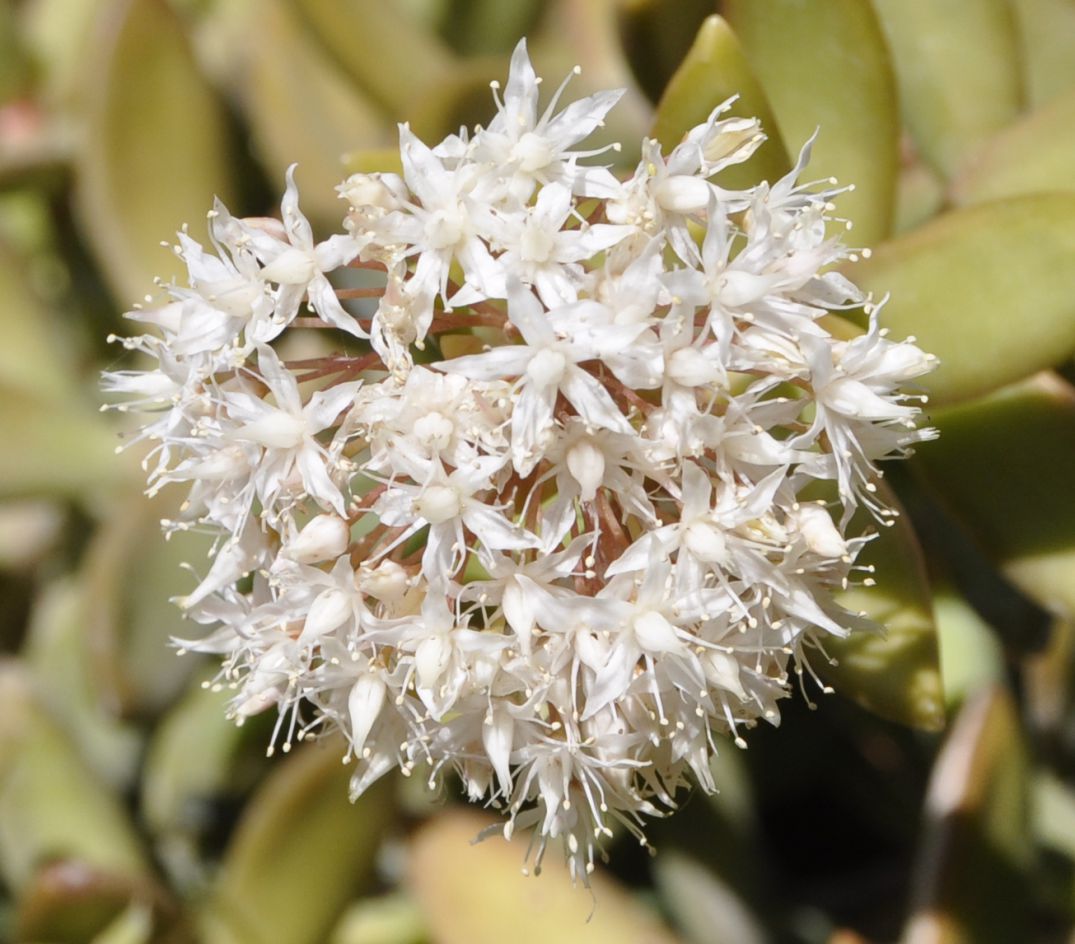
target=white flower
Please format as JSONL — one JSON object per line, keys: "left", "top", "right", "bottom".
{"left": 108, "top": 37, "right": 937, "bottom": 884}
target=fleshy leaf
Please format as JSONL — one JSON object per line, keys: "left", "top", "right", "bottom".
{"left": 0, "top": 383, "right": 124, "bottom": 499}
{"left": 74, "top": 0, "right": 234, "bottom": 303}
{"left": 902, "top": 687, "right": 1031, "bottom": 943}
{"left": 950, "top": 87, "right": 1075, "bottom": 205}
{"left": 140, "top": 676, "right": 254, "bottom": 888}
{"left": 22, "top": 577, "right": 142, "bottom": 790}
{"left": 847, "top": 195, "right": 1075, "bottom": 405}
{"left": 933, "top": 583, "right": 1005, "bottom": 710}
{"left": 407, "top": 810, "right": 682, "bottom": 944}
{"left": 821, "top": 483, "right": 944, "bottom": 731}
{"left": 914, "top": 373, "right": 1075, "bottom": 618}
{"left": 292, "top": 0, "right": 456, "bottom": 117}
{"left": 0, "top": 663, "right": 148, "bottom": 892}
{"left": 872, "top": 0, "right": 1023, "bottom": 178}
{"left": 652, "top": 851, "right": 766, "bottom": 944}
{"left": 202, "top": 739, "right": 393, "bottom": 944}
{"left": 723, "top": 0, "right": 899, "bottom": 244}
{"left": 0, "top": 242, "right": 72, "bottom": 401}
{"left": 83, "top": 491, "right": 215, "bottom": 714}
{"left": 650, "top": 15, "right": 789, "bottom": 191}
{"left": 242, "top": 0, "right": 389, "bottom": 224}
{"left": 15, "top": 864, "right": 165, "bottom": 944}
{"left": 1012, "top": 0, "right": 1075, "bottom": 106}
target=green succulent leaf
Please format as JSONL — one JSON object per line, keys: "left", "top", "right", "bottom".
{"left": 652, "top": 851, "right": 766, "bottom": 944}
{"left": 872, "top": 0, "right": 1023, "bottom": 179}
{"left": 933, "top": 583, "right": 1005, "bottom": 710}
{"left": 0, "top": 383, "right": 123, "bottom": 499}
{"left": 820, "top": 484, "right": 944, "bottom": 731}
{"left": 202, "top": 741, "right": 392, "bottom": 944}
{"left": 82, "top": 491, "right": 215, "bottom": 715}
{"left": 407, "top": 810, "right": 682, "bottom": 944}
{"left": 0, "top": 664, "right": 148, "bottom": 893}
{"left": 951, "top": 87, "right": 1075, "bottom": 205}
{"left": 75, "top": 0, "right": 234, "bottom": 303}
{"left": 848, "top": 195, "right": 1075, "bottom": 405}
{"left": 914, "top": 373, "right": 1075, "bottom": 618}
{"left": 1012, "top": 0, "right": 1075, "bottom": 106}
{"left": 0, "top": 242, "right": 72, "bottom": 401}
{"left": 650, "top": 15, "right": 789, "bottom": 190}
{"left": 723, "top": 0, "right": 899, "bottom": 245}
{"left": 22, "top": 577, "right": 142, "bottom": 790}
{"left": 292, "top": 0, "right": 456, "bottom": 118}
{"left": 140, "top": 677, "right": 254, "bottom": 889}
{"left": 242, "top": 0, "right": 390, "bottom": 224}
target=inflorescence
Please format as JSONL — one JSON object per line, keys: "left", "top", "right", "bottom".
{"left": 105, "top": 40, "right": 936, "bottom": 881}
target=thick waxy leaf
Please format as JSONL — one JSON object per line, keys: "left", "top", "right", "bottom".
{"left": 902, "top": 687, "right": 1030, "bottom": 944}
{"left": 951, "top": 87, "right": 1075, "bottom": 205}
{"left": 408, "top": 810, "right": 682, "bottom": 944}
{"left": 0, "top": 664, "right": 148, "bottom": 892}
{"left": 1012, "top": 0, "right": 1075, "bottom": 106}
{"left": 292, "top": 0, "right": 456, "bottom": 116}
{"left": 650, "top": 15, "right": 789, "bottom": 191}
{"left": 724, "top": 0, "right": 899, "bottom": 244}
{"left": 914, "top": 374, "right": 1075, "bottom": 617}
{"left": 532, "top": 0, "right": 652, "bottom": 161}
{"left": 22, "top": 577, "right": 141, "bottom": 789}
{"left": 652, "top": 851, "right": 765, "bottom": 944}
{"left": 83, "top": 491, "right": 215, "bottom": 714}
{"left": 329, "top": 894, "right": 426, "bottom": 944}
{"left": 203, "top": 740, "right": 392, "bottom": 944}
{"left": 75, "top": 0, "right": 233, "bottom": 303}
{"left": 0, "top": 243, "right": 72, "bottom": 400}
{"left": 848, "top": 195, "right": 1075, "bottom": 405}
{"left": 243, "top": 0, "right": 388, "bottom": 224}
{"left": 14, "top": 863, "right": 167, "bottom": 944}
{"left": 895, "top": 158, "right": 945, "bottom": 234}
{"left": 821, "top": 484, "right": 944, "bottom": 731}
{"left": 932, "top": 584, "right": 1004, "bottom": 710}
{"left": 0, "top": 383, "right": 123, "bottom": 499}
{"left": 140, "top": 678, "right": 252, "bottom": 888}
{"left": 872, "top": 0, "right": 1023, "bottom": 179}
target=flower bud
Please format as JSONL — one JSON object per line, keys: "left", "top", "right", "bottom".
{"left": 795, "top": 504, "right": 847, "bottom": 559}
{"left": 358, "top": 560, "right": 410, "bottom": 602}
{"left": 284, "top": 514, "right": 350, "bottom": 563}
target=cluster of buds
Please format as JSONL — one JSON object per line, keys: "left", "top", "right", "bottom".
{"left": 106, "top": 40, "right": 935, "bottom": 880}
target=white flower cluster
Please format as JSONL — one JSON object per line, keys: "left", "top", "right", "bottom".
{"left": 106, "top": 41, "right": 935, "bottom": 880}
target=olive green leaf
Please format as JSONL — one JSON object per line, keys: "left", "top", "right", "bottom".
{"left": 872, "top": 0, "right": 1023, "bottom": 179}
{"left": 848, "top": 195, "right": 1075, "bottom": 405}
{"left": 724, "top": 0, "right": 899, "bottom": 245}
{"left": 933, "top": 583, "right": 1005, "bottom": 711}
{"left": 202, "top": 740, "right": 393, "bottom": 944}
{"left": 914, "top": 373, "right": 1075, "bottom": 618}
{"left": 140, "top": 678, "right": 254, "bottom": 889}
{"left": 243, "top": 0, "right": 389, "bottom": 225}
{"left": 652, "top": 851, "right": 766, "bottom": 944}
{"left": 820, "top": 483, "right": 944, "bottom": 731}
{"left": 950, "top": 86, "right": 1075, "bottom": 205}
{"left": 408, "top": 810, "right": 682, "bottom": 944}
{"left": 650, "top": 15, "right": 789, "bottom": 191}
{"left": 0, "top": 241, "right": 74, "bottom": 401}
{"left": 292, "top": 0, "right": 456, "bottom": 118}
{"left": 0, "top": 383, "right": 124, "bottom": 499}
{"left": 22, "top": 576, "right": 142, "bottom": 789}
{"left": 75, "top": 0, "right": 234, "bottom": 303}
{"left": 0, "top": 663, "right": 148, "bottom": 893}
{"left": 82, "top": 490, "right": 215, "bottom": 715}
{"left": 1012, "top": 0, "right": 1075, "bottom": 107}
